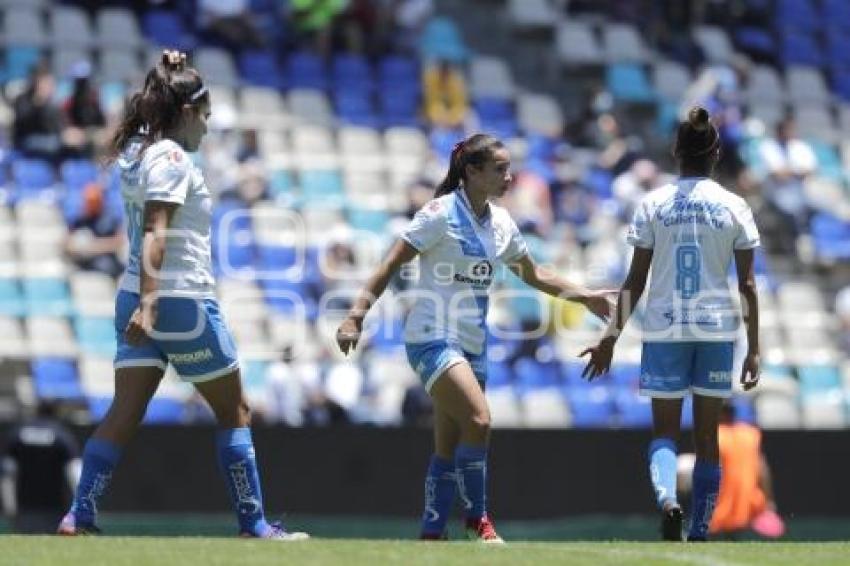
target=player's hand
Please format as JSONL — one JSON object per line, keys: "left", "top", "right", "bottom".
{"left": 124, "top": 298, "right": 158, "bottom": 346}
{"left": 740, "top": 350, "right": 760, "bottom": 391}
{"left": 582, "top": 290, "right": 617, "bottom": 322}
{"left": 336, "top": 316, "right": 363, "bottom": 356}
{"left": 579, "top": 336, "right": 616, "bottom": 380}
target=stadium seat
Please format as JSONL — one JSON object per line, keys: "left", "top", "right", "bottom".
{"left": 801, "top": 393, "right": 846, "bottom": 428}
{"left": 653, "top": 61, "right": 691, "bottom": 102}
{"left": 811, "top": 213, "right": 850, "bottom": 261}
{"left": 517, "top": 93, "right": 563, "bottom": 136}
{"left": 798, "top": 364, "right": 842, "bottom": 395}
{"left": 734, "top": 27, "right": 775, "bottom": 61}
{"left": 602, "top": 24, "right": 650, "bottom": 63}
{"left": 332, "top": 54, "right": 374, "bottom": 93}
{"left": 565, "top": 386, "right": 614, "bottom": 428}
{"left": 74, "top": 316, "right": 117, "bottom": 357}
{"left": 555, "top": 21, "right": 604, "bottom": 67}
{"left": 70, "top": 271, "right": 115, "bottom": 317}
{"left": 23, "top": 278, "right": 73, "bottom": 316}
{"left": 49, "top": 5, "right": 94, "bottom": 49}
{"left": 334, "top": 91, "right": 380, "bottom": 128}
{"left": 469, "top": 56, "right": 516, "bottom": 100}
{"left": 142, "top": 9, "right": 196, "bottom": 51}
{"left": 607, "top": 64, "right": 655, "bottom": 103}
{"left": 487, "top": 388, "right": 523, "bottom": 428}
{"left": 2, "top": 45, "right": 42, "bottom": 83}
{"left": 12, "top": 159, "right": 57, "bottom": 200}
{"left": 194, "top": 47, "right": 239, "bottom": 88}
{"left": 508, "top": 0, "right": 556, "bottom": 34}
{"left": 521, "top": 389, "right": 571, "bottom": 428}
{"left": 694, "top": 26, "right": 735, "bottom": 64}
{"left": 745, "top": 65, "right": 786, "bottom": 106}
{"left": 31, "top": 357, "right": 83, "bottom": 400}
{"left": 211, "top": 202, "right": 255, "bottom": 275}
{"left": 378, "top": 55, "right": 419, "bottom": 89}
{"left": 288, "top": 89, "right": 334, "bottom": 128}
{"left": 780, "top": 32, "right": 824, "bottom": 68}
{"left": 95, "top": 7, "right": 145, "bottom": 50}
{"left": 0, "top": 278, "right": 24, "bottom": 316}
{"left": 514, "top": 356, "right": 562, "bottom": 396}
{"left": 1, "top": 9, "right": 47, "bottom": 47}
{"left": 0, "top": 316, "right": 26, "bottom": 358}
{"left": 755, "top": 393, "right": 801, "bottom": 428}
{"left": 378, "top": 88, "right": 419, "bottom": 128}
{"left": 239, "top": 50, "right": 284, "bottom": 90}
{"left": 60, "top": 159, "right": 99, "bottom": 192}
{"left": 300, "top": 169, "right": 345, "bottom": 206}
{"left": 26, "top": 316, "right": 77, "bottom": 358}
{"left": 284, "top": 51, "right": 328, "bottom": 91}
{"left": 775, "top": 0, "right": 822, "bottom": 34}
{"left": 786, "top": 66, "right": 831, "bottom": 106}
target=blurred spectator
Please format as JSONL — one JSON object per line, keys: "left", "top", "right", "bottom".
{"left": 392, "top": 0, "right": 434, "bottom": 53}
{"left": 1, "top": 401, "right": 80, "bottom": 534}
{"left": 504, "top": 170, "right": 554, "bottom": 237}
{"left": 405, "top": 177, "right": 436, "bottom": 218}
{"left": 64, "top": 183, "right": 125, "bottom": 279}
{"left": 236, "top": 129, "right": 260, "bottom": 163}
{"left": 612, "top": 158, "right": 659, "bottom": 219}
{"left": 758, "top": 118, "right": 816, "bottom": 239}
{"left": 13, "top": 63, "right": 63, "bottom": 163}
{"left": 198, "top": 0, "right": 265, "bottom": 49}
{"left": 61, "top": 61, "right": 106, "bottom": 159}
{"left": 289, "top": 0, "right": 349, "bottom": 56}
{"left": 321, "top": 237, "right": 359, "bottom": 312}
{"left": 219, "top": 159, "right": 269, "bottom": 205}
{"left": 422, "top": 59, "right": 468, "bottom": 129}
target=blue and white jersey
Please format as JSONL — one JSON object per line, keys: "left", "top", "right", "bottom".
{"left": 400, "top": 189, "right": 528, "bottom": 355}
{"left": 117, "top": 138, "right": 215, "bottom": 298}
{"left": 627, "top": 178, "right": 760, "bottom": 342}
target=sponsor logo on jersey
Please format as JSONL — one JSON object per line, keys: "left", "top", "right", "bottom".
{"left": 453, "top": 260, "right": 493, "bottom": 288}
{"left": 167, "top": 348, "right": 214, "bottom": 365}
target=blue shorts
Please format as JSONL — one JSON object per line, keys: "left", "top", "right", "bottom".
{"left": 405, "top": 340, "right": 487, "bottom": 393}
{"left": 114, "top": 290, "right": 239, "bottom": 383}
{"left": 640, "top": 341, "right": 734, "bottom": 399}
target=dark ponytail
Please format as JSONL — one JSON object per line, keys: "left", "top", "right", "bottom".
{"left": 672, "top": 106, "right": 720, "bottom": 175}
{"left": 106, "top": 50, "right": 209, "bottom": 163}
{"left": 435, "top": 133, "right": 505, "bottom": 197}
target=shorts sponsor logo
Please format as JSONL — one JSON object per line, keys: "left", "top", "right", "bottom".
{"left": 167, "top": 348, "right": 214, "bottom": 365}
{"left": 708, "top": 371, "right": 731, "bottom": 383}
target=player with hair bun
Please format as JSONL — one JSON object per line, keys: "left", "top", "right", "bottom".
{"left": 581, "top": 107, "right": 761, "bottom": 541}
{"left": 337, "top": 133, "right": 612, "bottom": 543}
{"left": 57, "top": 51, "right": 307, "bottom": 540}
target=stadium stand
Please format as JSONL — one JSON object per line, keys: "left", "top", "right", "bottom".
{"left": 0, "top": 0, "right": 846, "bottom": 431}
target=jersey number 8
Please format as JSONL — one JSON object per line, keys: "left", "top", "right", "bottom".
{"left": 676, "top": 245, "right": 701, "bottom": 299}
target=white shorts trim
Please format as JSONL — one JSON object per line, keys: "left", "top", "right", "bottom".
{"left": 639, "top": 389, "right": 689, "bottom": 399}
{"left": 691, "top": 386, "right": 733, "bottom": 399}
{"left": 180, "top": 361, "right": 240, "bottom": 384}
{"left": 424, "top": 357, "right": 465, "bottom": 393}
{"left": 114, "top": 359, "right": 167, "bottom": 372}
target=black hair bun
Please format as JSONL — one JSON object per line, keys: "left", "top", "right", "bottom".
{"left": 687, "top": 107, "right": 710, "bottom": 132}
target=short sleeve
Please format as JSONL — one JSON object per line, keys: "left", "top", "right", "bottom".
{"left": 143, "top": 143, "right": 191, "bottom": 205}
{"left": 626, "top": 199, "right": 654, "bottom": 249}
{"left": 733, "top": 200, "right": 760, "bottom": 250}
{"left": 501, "top": 217, "right": 529, "bottom": 263}
{"left": 400, "top": 199, "right": 447, "bottom": 253}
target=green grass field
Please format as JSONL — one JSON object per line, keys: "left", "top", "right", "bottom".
{"left": 2, "top": 538, "right": 849, "bottom": 566}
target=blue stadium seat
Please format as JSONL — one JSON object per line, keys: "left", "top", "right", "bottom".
{"left": 825, "top": 29, "right": 850, "bottom": 70}
{"left": 615, "top": 389, "right": 653, "bottom": 427}
{"left": 142, "top": 10, "right": 196, "bottom": 51}
{"left": 562, "top": 360, "right": 592, "bottom": 389}
{"left": 332, "top": 54, "right": 374, "bottom": 93}
{"left": 365, "top": 315, "right": 404, "bottom": 352}
{"left": 734, "top": 27, "right": 775, "bottom": 59}
{"left": 419, "top": 17, "right": 468, "bottom": 63}
{"left": 378, "top": 88, "right": 420, "bottom": 128}
{"left": 378, "top": 56, "right": 419, "bottom": 88}
{"left": 0, "top": 278, "right": 25, "bottom": 316}
{"left": 241, "top": 360, "right": 269, "bottom": 391}
{"left": 606, "top": 64, "right": 655, "bottom": 103}
{"left": 833, "top": 69, "right": 850, "bottom": 101}
{"left": 211, "top": 202, "right": 255, "bottom": 275}
{"left": 475, "top": 98, "right": 519, "bottom": 139}
{"left": 565, "top": 386, "right": 614, "bottom": 428}
{"left": 775, "top": 0, "right": 822, "bottom": 33}
{"left": 4, "top": 46, "right": 42, "bottom": 83}
{"left": 269, "top": 169, "right": 295, "bottom": 201}
{"left": 824, "top": 0, "right": 850, "bottom": 27}
{"left": 583, "top": 166, "right": 614, "bottom": 199}
{"left": 798, "top": 364, "right": 842, "bottom": 396}
{"left": 239, "top": 50, "right": 284, "bottom": 89}
{"left": 284, "top": 51, "right": 328, "bottom": 91}
{"left": 257, "top": 244, "right": 300, "bottom": 271}
{"left": 75, "top": 316, "right": 117, "bottom": 357}
{"left": 60, "top": 159, "right": 99, "bottom": 192}
{"left": 811, "top": 213, "right": 850, "bottom": 260}
{"left": 261, "top": 278, "right": 317, "bottom": 319}
{"left": 335, "top": 91, "right": 380, "bottom": 127}
{"left": 23, "top": 278, "right": 73, "bottom": 316}
{"left": 780, "top": 33, "right": 824, "bottom": 67}
{"left": 610, "top": 363, "right": 640, "bottom": 389}
{"left": 348, "top": 207, "right": 390, "bottom": 233}
{"left": 487, "top": 360, "right": 514, "bottom": 389}
{"left": 514, "top": 356, "right": 562, "bottom": 395}
{"left": 12, "top": 158, "right": 57, "bottom": 200}
{"left": 300, "top": 169, "right": 344, "bottom": 205}
{"left": 32, "top": 358, "right": 83, "bottom": 400}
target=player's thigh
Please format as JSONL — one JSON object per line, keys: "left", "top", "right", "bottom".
{"left": 102, "top": 366, "right": 164, "bottom": 424}
{"left": 429, "top": 361, "right": 489, "bottom": 427}
{"left": 433, "top": 403, "right": 461, "bottom": 460}
{"left": 692, "top": 394, "right": 725, "bottom": 440}
{"left": 193, "top": 368, "right": 247, "bottom": 417}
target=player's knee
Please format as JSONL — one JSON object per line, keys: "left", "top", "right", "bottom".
{"left": 468, "top": 410, "right": 491, "bottom": 437}
{"left": 238, "top": 399, "right": 252, "bottom": 426}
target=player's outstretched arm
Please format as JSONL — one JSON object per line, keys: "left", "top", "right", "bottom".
{"left": 507, "top": 253, "right": 614, "bottom": 321}
{"left": 336, "top": 239, "right": 419, "bottom": 355}
{"left": 580, "top": 246, "right": 653, "bottom": 380}
{"left": 734, "top": 248, "right": 760, "bottom": 391}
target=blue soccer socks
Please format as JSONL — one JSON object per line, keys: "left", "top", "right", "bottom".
{"left": 648, "top": 438, "right": 678, "bottom": 509}
{"left": 689, "top": 459, "right": 721, "bottom": 541}
{"left": 216, "top": 428, "right": 271, "bottom": 537}
{"left": 455, "top": 444, "right": 488, "bottom": 521}
{"left": 70, "top": 438, "right": 122, "bottom": 526}
{"left": 420, "top": 455, "right": 457, "bottom": 538}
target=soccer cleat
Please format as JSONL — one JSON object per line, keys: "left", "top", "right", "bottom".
{"left": 465, "top": 514, "right": 504, "bottom": 544}
{"left": 241, "top": 521, "right": 309, "bottom": 541}
{"left": 419, "top": 531, "right": 449, "bottom": 541}
{"left": 660, "top": 503, "right": 683, "bottom": 542}
{"left": 56, "top": 513, "right": 101, "bottom": 536}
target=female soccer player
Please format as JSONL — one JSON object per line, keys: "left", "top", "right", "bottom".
{"left": 580, "top": 107, "right": 761, "bottom": 542}
{"left": 336, "top": 134, "right": 612, "bottom": 542}
{"left": 57, "top": 51, "right": 307, "bottom": 540}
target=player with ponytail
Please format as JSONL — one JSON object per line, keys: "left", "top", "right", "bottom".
{"left": 581, "top": 107, "right": 761, "bottom": 541}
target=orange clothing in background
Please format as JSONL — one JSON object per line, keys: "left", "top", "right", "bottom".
{"left": 710, "top": 422, "right": 767, "bottom": 533}
{"left": 422, "top": 64, "right": 468, "bottom": 128}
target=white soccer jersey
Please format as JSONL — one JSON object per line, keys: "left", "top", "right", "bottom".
{"left": 627, "top": 178, "right": 760, "bottom": 342}
{"left": 117, "top": 138, "right": 215, "bottom": 298}
{"left": 400, "top": 189, "right": 529, "bottom": 354}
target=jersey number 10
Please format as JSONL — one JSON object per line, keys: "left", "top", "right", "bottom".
{"left": 676, "top": 245, "right": 701, "bottom": 299}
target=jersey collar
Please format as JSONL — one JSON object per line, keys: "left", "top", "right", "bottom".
{"left": 456, "top": 187, "right": 491, "bottom": 226}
